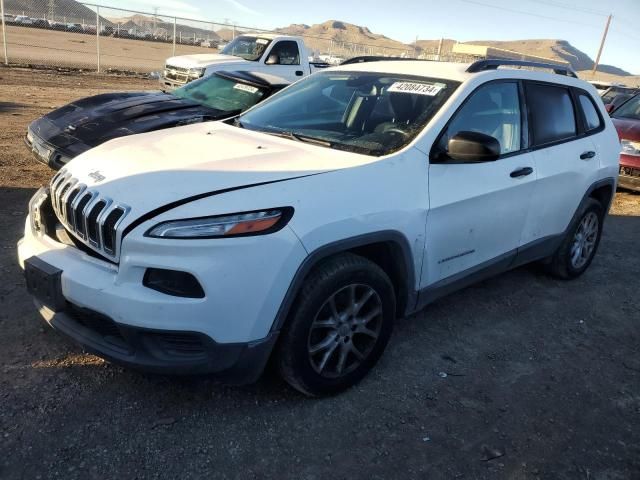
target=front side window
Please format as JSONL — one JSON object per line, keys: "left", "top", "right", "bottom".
{"left": 267, "top": 41, "right": 300, "bottom": 65}
{"left": 578, "top": 93, "right": 602, "bottom": 131}
{"left": 221, "top": 36, "right": 272, "bottom": 61}
{"left": 173, "top": 74, "right": 266, "bottom": 113}
{"left": 435, "top": 81, "right": 522, "bottom": 157}
{"left": 612, "top": 94, "right": 640, "bottom": 121}
{"left": 236, "top": 72, "right": 459, "bottom": 156}
{"left": 526, "top": 83, "right": 577, "bottom": 146}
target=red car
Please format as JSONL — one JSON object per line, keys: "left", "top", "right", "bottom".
{"left": 611, "top": 93, "right": 640, "bottom": 192}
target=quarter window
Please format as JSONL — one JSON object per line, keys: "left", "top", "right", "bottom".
{"left": 526, "top": 83, "right": 577, "bottom": 145}
{"left": 437, "top": 81, "right": 522, "bottom": 156}
{"left": 578, "top": 94, "right": 602, "bottom": 131}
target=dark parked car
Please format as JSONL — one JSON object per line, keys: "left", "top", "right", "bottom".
{"left": 610, "top": 93, "right": 640, "bottom": 192}
{"left": 25, "top": 71, "right": 289, "bottom": 170}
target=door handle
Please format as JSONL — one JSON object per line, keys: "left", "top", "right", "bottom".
{"left": 510, "top": 167, "right": 534, "bottom": 178}
{"left": 580, "top": 151, "right": 596, "bottom": 160}
{"left": 295, "top": 70, "right": 303, "bottom": 76}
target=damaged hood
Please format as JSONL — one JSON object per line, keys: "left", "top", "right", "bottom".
{"left": 164, "top": 54, "right": 249, "bottom": 69}
{"left": 29, "top": 91, "right": 223, "bottom": 158}
{"left": 61, "top": 122, "right": 371, "bottom": 222}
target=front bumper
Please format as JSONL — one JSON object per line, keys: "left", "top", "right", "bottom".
{"left": 618, "top": 157, "right": 640, "bottom": 192}
{"left": 159, "top": 76, "right": 188, "bottom": 90}
{"left": 25, "top": 128, "right": 72, "bottom": 170}
{"left": 34, "top": 299, "right": 277, "bottom": 381}
{"left": 18, "top": 192, "right": 306, "bottom": 380}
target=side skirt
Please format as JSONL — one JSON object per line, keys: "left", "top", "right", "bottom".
{"left": 411, "top": 234, "right": 562, "bottom": 313}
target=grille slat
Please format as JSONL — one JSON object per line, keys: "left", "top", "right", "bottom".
{"left": 49, "top": 171, "right": 129, "bottom": 261}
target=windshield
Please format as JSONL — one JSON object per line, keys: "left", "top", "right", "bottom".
{"left": 237, "top": 71, "right": 459, "bottom": 156}
{"left": 221, "top": 36, "right": 272, "bottom": 61}
{"left": 173, "top": 73, "right": 267, "bottom": 113}
{"left": 612, "top": 94, "right": 640, "bottom": 121}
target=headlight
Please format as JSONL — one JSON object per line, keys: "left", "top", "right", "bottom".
{"left": 621, "top": 139, "right": 640, "bottom": 156}
{"left": 188, "top": 67, "right": 205, "bottom": 78}
{"left": 146, "top": 208, "right": 293, "bottom": 239}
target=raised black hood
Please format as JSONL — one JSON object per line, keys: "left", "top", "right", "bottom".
{"left": 28, "top": 91, "right": 228, "bottom": 166}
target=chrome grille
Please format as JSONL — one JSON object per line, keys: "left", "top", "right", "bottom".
{"left": 49, "top": 171, "right": 130, "bottom": 261}
{"left": 164, "top": 64, "right": 190, "bottom": 84}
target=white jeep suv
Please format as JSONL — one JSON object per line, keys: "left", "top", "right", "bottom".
{"left": 18, "top": 60, "right": 620, "bottom": 396}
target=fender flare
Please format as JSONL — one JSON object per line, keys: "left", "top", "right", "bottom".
{"left": 270, "top": 230, "right": 417, "bottom": 333}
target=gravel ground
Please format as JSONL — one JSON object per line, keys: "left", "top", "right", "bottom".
{"left": 1, "top": 66, "right": 639, "bottom": 480}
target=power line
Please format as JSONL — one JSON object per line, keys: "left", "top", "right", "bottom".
{"left": 526, "top": 0, "right": 609, "bottom": 17}
{"left": 455, "top": 0, "right": 602, "bottom": 28}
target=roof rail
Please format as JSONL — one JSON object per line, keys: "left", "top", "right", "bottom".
{"left": 340, "top": 56, "right": 428, "bottom": 66}
{"left": 466, "top": 59, "right": 577, "bottom": 78}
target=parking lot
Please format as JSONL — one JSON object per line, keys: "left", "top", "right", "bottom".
{"left": 1, "top": 66, "right": 639, "bottom": 479}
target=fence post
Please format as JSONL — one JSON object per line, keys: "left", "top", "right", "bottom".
{"left": 1, "top": 0, "right": 8, "bottom": 65}
{"left": 172, "top": 17, "right": 176, "bottom": 56}
{"left": 96, "top": 6, "right": 101, "bottom": 72}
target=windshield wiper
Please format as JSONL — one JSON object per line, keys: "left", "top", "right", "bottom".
{"left": 233, "top": 117, "right": 245, "bottom": 128}
{"left": 264, "top": 130, "right": 333, "bottom": 147}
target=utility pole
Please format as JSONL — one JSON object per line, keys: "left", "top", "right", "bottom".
{"left": 591, "top": 14, "right": 612, "bottom": 77}
{"left": 153, "top": 7, "right": 157, "bottom": 34}
{"left": 1, "top": 0, "right": 7, "bottom": 65}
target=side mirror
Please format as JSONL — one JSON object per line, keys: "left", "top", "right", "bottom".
{"left": 605, "top": 103, "right": 614, "bottom": 114}
{"left": 446, "top": 131, "right": 501, "bottom": 162}
{"left": 265, "top": 54, "right": 279, "bottom": 65}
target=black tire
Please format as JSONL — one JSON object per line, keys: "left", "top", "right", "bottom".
{"left": 276, "top": 253, "right": 396, "bottom": 396}
{"left": 546, "top": 198, "right": 604, "bottom": 279}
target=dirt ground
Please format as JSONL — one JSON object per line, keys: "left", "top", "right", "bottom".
{"left": 0, "top": 25, "right": 218, "bottom": 73}
{"left": 1, "top": 66, "right": 639, "bottom": 479}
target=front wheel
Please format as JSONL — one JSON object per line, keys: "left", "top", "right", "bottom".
{"left": 546, "top": 198, "right": 604, "bottom": 279}
{"left": 276, "top": 253, "right": 396, "bottom": 396}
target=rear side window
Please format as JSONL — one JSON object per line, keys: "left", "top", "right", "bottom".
{"left": 526, "top": 83, "right": 576, "bottom": 146}
{"left": 577, "top": 93, "right": 603, "bottom": 131}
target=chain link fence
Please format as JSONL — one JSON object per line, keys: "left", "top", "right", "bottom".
{"left": 0, "top": 0, "right": 455, "bottom": 74}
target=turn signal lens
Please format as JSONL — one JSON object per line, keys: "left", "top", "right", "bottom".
{"left": 146, "top": 208, "right": 291, "bottom": 239}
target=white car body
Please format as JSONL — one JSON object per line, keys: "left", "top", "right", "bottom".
{"left": 19, "top": 60, "right": 620, "bottom": 385}
{"left": 161, "top": 34, "right": 326, "bottom": 89}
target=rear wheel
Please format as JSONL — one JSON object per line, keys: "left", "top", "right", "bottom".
{"left": 546, "top": 198, "right": 604, "bottom": 279}
{"left": 276, "top": 253, "right": 395, "bottom": 396}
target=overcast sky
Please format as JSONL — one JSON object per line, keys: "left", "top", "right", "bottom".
{"left": 94, "top": 0, "right": 640, "bottom": 74}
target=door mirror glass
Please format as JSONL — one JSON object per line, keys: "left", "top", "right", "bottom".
{"left": 265, "top": 54, "right": 279, "bottom": 65}
{"left": 447, "top": 131, "right": 500, "bottom": 162}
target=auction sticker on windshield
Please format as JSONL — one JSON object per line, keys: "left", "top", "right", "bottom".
{"left": 256, "top": 38, "right": 269, "bottom": 45}
{"left": 234, "top": 83, "right": 259, "bottom": 94}
{"left": 388, "top": 82, "right": 444, "bottom": 96}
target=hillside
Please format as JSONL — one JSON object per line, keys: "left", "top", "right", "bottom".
{"left": 464, "top": 39, "right": 630, "bottom": 76}
{"left": 276, "top": 20, "right": 412, "bottom": 56}
{"left": 107, "top": 14, "right": 220, "bottom": 41}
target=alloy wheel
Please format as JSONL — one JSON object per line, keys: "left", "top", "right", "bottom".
{"left": 307, "top": 284, "right": 383, "bottom": 378}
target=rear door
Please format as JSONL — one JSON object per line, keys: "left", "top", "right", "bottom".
{"left": 422, "top": 80, "right": 537, "bottom": 287}
{"left": 519, "top": 82, "right": 602, "bottom": 246}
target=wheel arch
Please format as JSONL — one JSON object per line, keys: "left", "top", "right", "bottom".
{"left": 270, "top": 231, "right": 417, "bottom": 333}
{"left": 587, "top": 177, "right": 616, "bottom": 213}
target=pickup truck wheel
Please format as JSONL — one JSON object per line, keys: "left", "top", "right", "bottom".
{"left": 276, "top": 253, "right": 395, "bottom": 396}
{"left": 546, "top": 198, "right": 604, "bottom": 279}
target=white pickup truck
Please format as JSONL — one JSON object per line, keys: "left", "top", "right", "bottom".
{"left": 161, "top": 34, "right": 329, "bottom": 89}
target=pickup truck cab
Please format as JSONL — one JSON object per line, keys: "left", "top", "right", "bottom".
{"left": 19, "top": 60, "right": 619, "bottom": 396}
{"left": 161, "top": 34, "right": 328, "bottom": 89}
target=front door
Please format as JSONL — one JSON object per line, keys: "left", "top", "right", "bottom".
{"left": 421, "top": 80, "right": 536, "bottom": 288}
{"left": 261, "top": 40, "right": 304, "bottom": 83}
